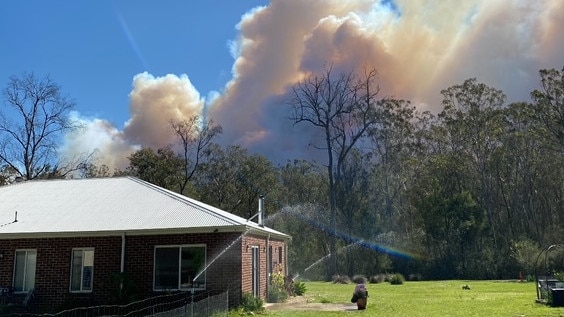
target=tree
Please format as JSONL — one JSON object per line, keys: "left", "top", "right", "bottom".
{"left": 126, "top": 147, "right": 184, "bottom": 191}
{"left": 290, "top": 66, "right": 381, "bottom": 277}
{"left": 438, "top": 78, "right": 506, "bottom": 253}
{"left": 495, "top": 102, "right": 548, "bottom": 243}
{"left": 194, "top": 144, "right": 279, "bottom": 220}
{"left": 278, "top": 159, "right": 327, "bottom": 207}
{"left": 368, "top": 99, "right": 418, "bottom": 231}
{"left": 170, "top": 115, "right": 222, "bottom": 195}
{"left": 335, "top": 149, "right": 378, "bottom": 277}
{"left": 0, "top": 73, "right": 81, "bottom": 180}
{"left": 78, "top": 163, "right": 113, "bottom": 178}
{"left": 530, "top": 67, "right": 564, "bottom": 151}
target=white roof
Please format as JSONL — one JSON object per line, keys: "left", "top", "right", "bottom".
{"left": 0, "top": 177, "right": 289, "bottom": 239}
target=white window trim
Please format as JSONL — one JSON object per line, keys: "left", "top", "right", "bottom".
{"left": 153, "top": 244, "right": 207, "bottom": 292}
{"left": 69, "top": 248, "right": 95, "bottom": 293}
{"left": 12, "top": 249, "right": 37, "bottom": 294}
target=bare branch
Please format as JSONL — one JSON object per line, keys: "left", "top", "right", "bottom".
{"left": 1, "top": 72, "right": 79, "bottom": 180}
{"left": 170, "top": 115, "right": 222, "bottom": 194}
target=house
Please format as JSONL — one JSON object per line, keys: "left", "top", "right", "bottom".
{"left": 0, "top": 177, "right": 290, "bottom": 313}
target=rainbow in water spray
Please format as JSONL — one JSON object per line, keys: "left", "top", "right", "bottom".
{"left": 276, "top": 205, "right": 425, "bottom": 260}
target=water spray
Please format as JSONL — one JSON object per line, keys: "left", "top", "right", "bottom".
{"left": 188, "top": 229, "right": 249, "bottom": 313}
{"left": 302, "top": 240, "right": 366, "bottom": 275}
{"left": 193, "top": 231, "right": 248, "bottom": 283}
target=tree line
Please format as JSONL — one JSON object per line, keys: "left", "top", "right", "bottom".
{"left": 1, "top": 67, "right": 563, "bottom": 280}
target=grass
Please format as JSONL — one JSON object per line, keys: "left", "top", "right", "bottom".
{"left": 265, "top": 280, "right": 564, "bottom": 317}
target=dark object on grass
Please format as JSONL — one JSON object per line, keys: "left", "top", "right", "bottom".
{"left": 351, "top": 283, "right": 368, "bottom": 310}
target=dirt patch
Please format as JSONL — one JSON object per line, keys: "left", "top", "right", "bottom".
{"left": 265, "top": 295, "right": 362, "bottom": 312}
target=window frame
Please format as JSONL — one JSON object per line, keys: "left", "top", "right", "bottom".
{"left": 12, "top": 249, "right": 37, "bottom": 293}
{"left": 153, "top": 244, "right": 207, "bottom": 291}
{"left": 69, "top": 248, "right": 95, "bottom": 293}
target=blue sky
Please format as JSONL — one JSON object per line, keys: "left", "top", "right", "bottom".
{"left": 1, "top": 1, "right": 562, "bottom": 169}
{"left": 1, "top": 0, "right": 267, "bottom": 128}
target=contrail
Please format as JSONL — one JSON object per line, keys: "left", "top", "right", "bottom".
{"left": 115, "top": 9, "right": 149, "bottom": 70}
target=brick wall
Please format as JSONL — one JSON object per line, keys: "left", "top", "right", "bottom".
{"left": 0, "top": 236, "right": 122, "bottom": 313}
{"left": 124, "top": 232, "right": 244, "bottom": 307}
{"left": 0, "top": 231, "right": 286, "bottom": 312}
{"left": 241, "top": 234, "right": 287, "bottom": 300}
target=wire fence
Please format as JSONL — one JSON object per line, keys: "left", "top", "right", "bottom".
{"left": 147, "top": 291, "right": 228, "bottom": 317}
{"left": 7, "top": 290, "right": 229, "bottom": 317}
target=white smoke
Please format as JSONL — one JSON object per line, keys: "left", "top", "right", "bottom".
{"left": 61, "top": 72, "right": 204, "bottom": 171}
{"left": 60, "top": 0, "right": 564, "bottom": 170}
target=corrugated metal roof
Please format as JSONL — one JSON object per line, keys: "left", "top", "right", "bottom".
{"left": 0, "top": 177, "right": 289, "bottom": 239}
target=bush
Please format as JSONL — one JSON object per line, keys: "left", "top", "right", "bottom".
{"left": 389, "top": 273, "right": 405, "bottom": 285}
{"left": 293, "top": 281, "right": 307, "bottom": 296}
{"left": 332, "top": 274, "right": 351, "bottom": 284}
{"left": 268, "top": 286, "right": 288, "bottom": 303}
{"left": 240, "top": 292, "right": 264, "bottom": 313}
{"left": 352, "top": 275, "right": 367, "bottom": 284}
{"left": 267, "top": 269, "right": 289, "bottom": 303}
{"left": 369, "top": 274, "right": 386, "bottom": 283}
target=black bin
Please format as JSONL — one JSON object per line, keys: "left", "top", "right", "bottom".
{"left": 550, "top": 288, "right": 564, "bottom": 307}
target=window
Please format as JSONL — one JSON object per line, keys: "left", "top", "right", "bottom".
{"left": 278, "top": 247, "right": 283, "bottom": 264}
{"left": 70, "top": 249, "right": 94, "bottom": 292}
{"left": 13, "top": 250, "right": 36, "bottom": 293}
{"left": 154, "top": 245, "right": 206, "bottom": 291}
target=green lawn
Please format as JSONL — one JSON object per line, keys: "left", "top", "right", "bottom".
{"left": 266, "top": 280, "right": 564, "bottom": 317}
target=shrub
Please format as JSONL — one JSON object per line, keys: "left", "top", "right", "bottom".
{"left": 352, "top": 275, "right": 367, "bottom": 284}
{"left": 268, "top": 286, "right": 288, "bottom": 303}
{"left": 268, "top": 269, "right": 289, "bottom": 303}
{"left": 369, "top": 274, "right": 386, "bottom": 284}
{"left": 293, "top": 281, "right": 307, "bottom": 296}
{"left": 332, "top": 274, "right": 351, "bottom": 284}
{"left": 389, "top": 273, "right": 405, "bottom": 285}
{"left": 240, "top": 292, "right": 264, "bottom": 313}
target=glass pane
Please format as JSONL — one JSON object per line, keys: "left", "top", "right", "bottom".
{"left": 13, "top": 251, "right": 26, "bottom": 292}
{"left": 71, "top": 250, "right": 83, "bottom": 291}
{"left": 155, "top": 248, "right": 179, "bottom": 290}
{"left": 24, "top": 251, "right": 37, "bottom": 291}
{"left": 83, "top": 250, "right": 94, "bottom": 266}
{"left": 82, "top": 250, "right": 94, "bottom": 290}
{"left": 180, "top": 247, "right": 205, "bottom": 289}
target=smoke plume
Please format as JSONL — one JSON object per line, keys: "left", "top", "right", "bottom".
{"left": 61, "top": 0, "right": 564, "bottom": 170}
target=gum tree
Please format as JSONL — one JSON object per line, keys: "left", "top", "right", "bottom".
{"left": 531, "top": 67, "right": 564, "bottom": 151}
{"left": 0, "top": 73, "right": 81, "bottom": 180}
{"left": 170, "top": 115, "right": 222, "bottom": 195}
{"left": 289, "top": 66, "right": 381, "bottom": 278}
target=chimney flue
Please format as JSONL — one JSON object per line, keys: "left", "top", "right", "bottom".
{"left": 258, "top": 195, "right": 265, "bottom": 227}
